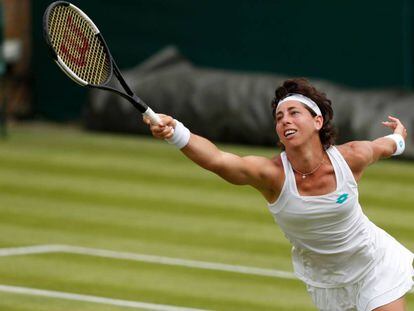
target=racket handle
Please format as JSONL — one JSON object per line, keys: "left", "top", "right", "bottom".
{"left": 143, "top": 107, "right": 161, "bottom": 125}
{"left": 143, "top": 107, "right": 175, "bottom": 135}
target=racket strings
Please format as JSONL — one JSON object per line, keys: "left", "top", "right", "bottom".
{"left": 47, "top": 5, "right": 111, "bottom": 85}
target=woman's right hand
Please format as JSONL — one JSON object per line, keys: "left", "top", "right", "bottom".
{"left": 143, "top": 114, "right": 175, "bottom": 140}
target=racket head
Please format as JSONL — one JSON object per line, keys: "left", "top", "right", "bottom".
{"left": 43, "top": 1, "right": 113, "bottom": 87}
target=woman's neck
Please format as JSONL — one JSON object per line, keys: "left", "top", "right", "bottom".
{"left": 285, "top": 142, "right": 326, "bottom": 174}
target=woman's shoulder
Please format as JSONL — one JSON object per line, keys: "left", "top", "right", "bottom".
{"left": 336, "top": 141, "right": 372, "bottom": 162}
{"left": 268, "top": 154, "right": 284, "bottom": 175}
{"left": 335, "top": 142, "right": 372, "bottom": 180}
{"left": 243, "top": 153, "right": 283, "bottom": 167}
{"left": 244, "top": 154, "right": 285, "bottom": 202}
{"left": 273, "top": 155, "right": 286, "bottom": 187}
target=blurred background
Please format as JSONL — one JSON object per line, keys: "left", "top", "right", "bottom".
{"left": 1, "top": 0, "right": 414, "bottom": 148}
{"left": 0, "top": 1, "right": 413, "bottom": 310}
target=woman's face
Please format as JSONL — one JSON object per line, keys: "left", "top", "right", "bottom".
{"left": 275, "top": 101, "right": 323, "bottom": 148}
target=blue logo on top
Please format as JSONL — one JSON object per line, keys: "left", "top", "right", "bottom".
{"left": 336, "top": 193, "right": 349, "bottom": 204}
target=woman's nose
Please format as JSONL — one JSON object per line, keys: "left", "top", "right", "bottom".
{"left": 281, "top": 116, "right": 292, "bottom": 125}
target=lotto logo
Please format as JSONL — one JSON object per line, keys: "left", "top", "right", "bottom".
{"left": 336, "top": 193, "right": 349, "bottom": 204}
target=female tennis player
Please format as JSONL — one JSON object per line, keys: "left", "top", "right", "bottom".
{"left": 144, "top": 78, "right": 414, "bottom": 311}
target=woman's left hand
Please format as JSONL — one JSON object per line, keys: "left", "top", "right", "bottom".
{"left": 382, "top": 116, "right": 407, "bottom": 140}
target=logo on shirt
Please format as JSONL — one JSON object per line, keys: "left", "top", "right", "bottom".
{"left": 336, "top": 193, "right": 349, "bottom": 204}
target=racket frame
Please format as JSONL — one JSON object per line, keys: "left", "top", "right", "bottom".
{"left": 43, "top": 1, "right": 160, "bottom": 122}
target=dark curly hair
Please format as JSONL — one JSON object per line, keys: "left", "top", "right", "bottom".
{"left": 271, "top": 78, "right": 336, "bottom": 150}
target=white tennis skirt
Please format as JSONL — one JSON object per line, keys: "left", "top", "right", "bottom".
{"left": 306, "top": 238, "right": 414, "bottom": 311}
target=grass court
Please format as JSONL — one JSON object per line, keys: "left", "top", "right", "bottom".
{"left": 0, "top": 123, "right": 413, "bottom": 310}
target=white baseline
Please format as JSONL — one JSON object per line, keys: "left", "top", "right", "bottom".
{"left": 0, "top": 244, "right": 412, "bottom": 295}
{"left": 0, "top": 244, "right": 296, "bottom": 279}
{"left": 0, "top": 284, "right": 209, "bottom": 311}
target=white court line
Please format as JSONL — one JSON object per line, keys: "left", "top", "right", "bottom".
{"left": 0, "top": 244, "right": 412, "bottom": 295}
{"left": 0, "top": 244, "right": 296, "bottom": 279}
{"left": 0, "top": 285, "right": 209, "bottom": 311}
{"left": 0, "top": 244, "right": 64, "bottom": 257}
{"left": 59, "top": 245, "right": 296, "bottom": 279}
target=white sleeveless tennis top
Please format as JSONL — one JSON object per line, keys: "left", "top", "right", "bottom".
{"left": 268, "top": 146, "right": 400, "bottom": 288}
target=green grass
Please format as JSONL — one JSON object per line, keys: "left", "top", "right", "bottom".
{"left": 0, "top": 122, "right": 413, "bottom": 310}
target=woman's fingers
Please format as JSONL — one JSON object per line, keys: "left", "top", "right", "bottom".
{"left": 143, "top": 116, "right": 150, "bottom": 125}
{"left": 382, "top": 116, "right": 407, "bottom": 139}
{"left": 381, "top": 121, "right": 396, "bottom": 130}
{"left": 382, "top": 116, "right": 400, "bottom": 128}
{"left": 142, "top": 113, "right": 176, "bottom": 139}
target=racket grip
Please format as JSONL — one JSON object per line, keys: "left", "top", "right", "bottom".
{"left": 143, "top": 107, "right": 161, "bottom": 125}
{"left": 143, "top": 107, "right": 175, "bottom": 135}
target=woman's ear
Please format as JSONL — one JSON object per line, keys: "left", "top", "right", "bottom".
{"left": 314, "top": 115, "right": 324, "bottom": 131}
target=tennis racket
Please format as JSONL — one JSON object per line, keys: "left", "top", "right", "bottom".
{"left": 43, "top": 1, "right": 161, "bottom": 125}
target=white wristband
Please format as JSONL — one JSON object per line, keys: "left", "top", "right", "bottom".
{"left": 166, "top": 120, "right": 190, "bottom": 149}
{"left": 385, "top": 134, "right": 405, "bottom": 156}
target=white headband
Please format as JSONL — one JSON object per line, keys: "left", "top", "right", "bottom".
{"left": 277, "top": 93, "right": 322, "bottom": 116}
